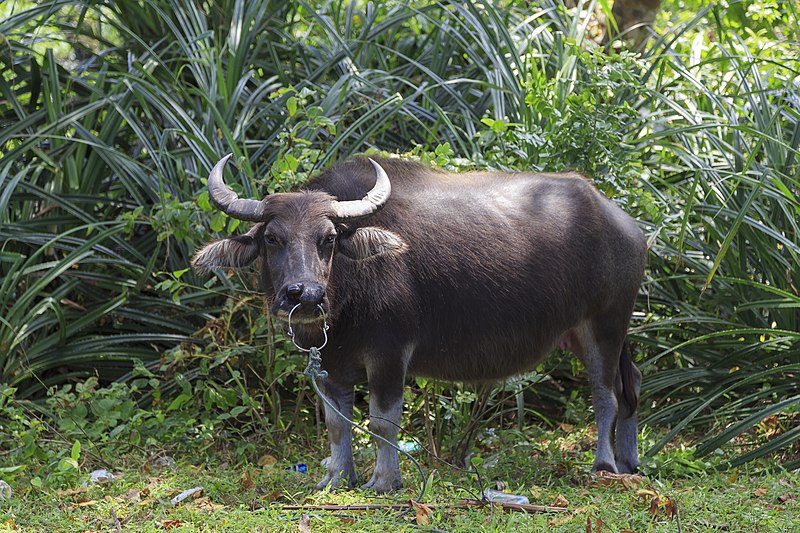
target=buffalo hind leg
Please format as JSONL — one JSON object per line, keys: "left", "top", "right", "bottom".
{"left": 614, "top": 338, "right": 641, "bottom": 473}
{"left": 577, "top": 322, "right": 626, "bottom": 473}
{"left": 362, "top": 364, "right": 405, "bottom": 493}
{"left": 316, "top": 379, "right": 357, "bottom": 490}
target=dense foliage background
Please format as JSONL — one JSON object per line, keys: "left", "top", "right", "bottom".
{"left": 1, "top": 0, "right": 798, "bottom": 484}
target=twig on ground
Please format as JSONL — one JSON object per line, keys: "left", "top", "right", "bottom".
{"left": 279, "top": 498, "right": 567, "bottom": 514}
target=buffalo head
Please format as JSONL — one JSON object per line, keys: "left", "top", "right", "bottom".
{"left": 192, "top": 155, "right": 404, "bottom": 323}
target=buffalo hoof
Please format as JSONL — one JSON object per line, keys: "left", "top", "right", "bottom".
{"left": 615, "top": 460, "right": 639, "bottom": 474}
{"left": 361, "top": 472, "right": 403, "bottom": 493}
{"left": 315, "top": 471, "right": 357, "bottom": 491}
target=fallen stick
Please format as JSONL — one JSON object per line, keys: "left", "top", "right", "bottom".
{"left": 279, "top": 498, "right": 567, "bottom": 514}
{"left": 459, "top": 498, "right": 567, "bottom": 514}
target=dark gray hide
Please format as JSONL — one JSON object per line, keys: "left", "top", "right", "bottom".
{"left": 193, "top": 157, "right": 647, "bottom": 493}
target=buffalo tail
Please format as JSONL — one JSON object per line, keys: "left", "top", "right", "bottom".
{"left": 619, "top": 337, "right": 639, "bottom": 414}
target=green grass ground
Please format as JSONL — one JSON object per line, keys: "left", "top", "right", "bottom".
{"left": 2, "top": 426, "right": 797, "bottom": 532}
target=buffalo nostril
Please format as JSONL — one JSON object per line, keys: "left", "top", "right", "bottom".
{"left": 300, "top": 284, "right": 325, "bottom": 305}
{"left": 286, "top": 283, "right": 304, "bottom": 301}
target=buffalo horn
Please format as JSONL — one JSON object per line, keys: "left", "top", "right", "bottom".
{"left": 207, "top": 154, "right": 266, "bottom": 221}
{"left": 331, "top": 158, "right": 392, "bottom": 219}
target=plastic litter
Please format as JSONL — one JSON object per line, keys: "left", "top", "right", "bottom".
{"left": 170, "top": 486, "right": 203, "bottom": 506}
{"left": 286, "top": 463, "right": 307, "bottom": 473}
{"left": 152, "top": 455, "right": 177, "bottom": 470}
{"left": 0, "top": 480, "right": 11, "bottom": 500}
{"left": 82, "top": 469, "right": 114, "bottom": 487}
{"left": 397, "top": 440, "right": 421, "bottom": 454}
{"left": 482, "top": 488, "right": 530, "bottom": 505}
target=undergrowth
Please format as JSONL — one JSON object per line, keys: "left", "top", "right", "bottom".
{"left": 1, "top": 395, "right": 797, "bottom": 532}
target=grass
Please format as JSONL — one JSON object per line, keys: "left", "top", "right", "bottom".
{"left": 1, "top": 0, "right": 798, "bottom": 488}
{"left": 1, "top": 424, "right": 797, "bottom": 532}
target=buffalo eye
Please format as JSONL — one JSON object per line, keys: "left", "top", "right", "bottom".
{"left": 264, "top": 233, "right": 281, "bottom": 246}
{"left": 319, "top": 233, "right": 337, "bottom": 247}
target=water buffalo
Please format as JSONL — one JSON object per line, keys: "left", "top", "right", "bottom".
{"left": 192, "top": 154, "right": 647, "bottom": 493}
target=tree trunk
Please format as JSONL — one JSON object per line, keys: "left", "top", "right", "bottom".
{"left": 604, "top": 0, "right": 662, "bottom": 49}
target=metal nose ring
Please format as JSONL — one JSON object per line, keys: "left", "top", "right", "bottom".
{"left": 286, "top": 303, "right": 329, "bottom": 352}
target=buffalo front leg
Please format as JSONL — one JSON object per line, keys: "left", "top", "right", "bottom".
{"left": 362, "top": 367, "right": 405, "bottom": 493}
{"left": 316, "top": 379, "right": 357, "bottom": 490}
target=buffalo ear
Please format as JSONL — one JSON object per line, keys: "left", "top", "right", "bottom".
{"left": 337, "top": 227, "right": 408, "bottom": 261}
{"left": 192, "top": 231, "right": 260, "bottom": 273}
